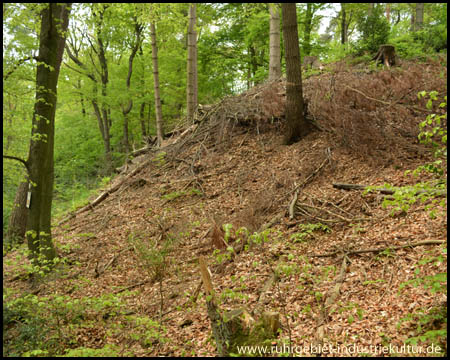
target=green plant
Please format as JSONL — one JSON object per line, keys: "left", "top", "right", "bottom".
{"left": 127, "top": 315, "right": 168, "bottom": 348}
{"left": 63, "top": 345, "right": 121, "bottom": 357}
{"left": 152, "top": 151, "right": 167, "bottom": 166}
{"left": 3, "top": 292, "right": 128, "bottom": 357}
{"left": 397, "top": 248, "right": 447, "bottom": 353}
{"left": 355, "top": 4, "right": 390, "bottom": 54}
{"left": 290, "top": 223, "right": 330, "bottom": 243}
{"left": 367, "top": 92, "right": 447, "bottom": 218}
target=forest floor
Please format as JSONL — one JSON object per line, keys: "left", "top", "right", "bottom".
{"left": 3, "top": 57, "right": 447, "bottom": 357}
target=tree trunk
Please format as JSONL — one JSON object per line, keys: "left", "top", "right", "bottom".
{"left": 26, "top": 3, "right": 71, "bottom": 264}
{"left": 121, "top": 20, "right": 143, "bottom": 153}
{"left": 7, "top": 180, "right": 29, "bottom": 246}
{"left": 150, "top": 21, "right": 164, "bottom": 147}
{"left": 414, "top": 3, "right": 424, "bottom": 32}
{"left": 281, "top": 3, "right": 308, "bottom": 145}
{"left": 303, "top": 3, "right": 313, "bottom": 56}
{"left": 187, "top": 3, "right": 198, "bottom": 124}
{"left": 268, "top": 4, "right": 281, "bottom": 81}
{"left": 340, "top": 3, "right": 348, "bottom": 45}
{"left": 385, "top": 3, "right": 391, "bottom": 24}
{"left": 372, "top": 44, "right": 396, "bottom": 67}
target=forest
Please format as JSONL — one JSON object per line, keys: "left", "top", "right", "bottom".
{"left": 2, "top": 3, "right": 447, "bottom": 357}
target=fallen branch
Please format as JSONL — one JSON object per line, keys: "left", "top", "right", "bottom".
{"left": 333, "top": 183, "right": 447, "bottom": 197}
{"left": 310, "top": 240, "right": 446, "bottom": 258}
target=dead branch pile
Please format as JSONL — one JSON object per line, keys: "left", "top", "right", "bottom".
{"left": 165, "top": 78, "right": 287, "bottom": 157}
{"left": 303, "top": 58, "right": 447, "bottom": 160}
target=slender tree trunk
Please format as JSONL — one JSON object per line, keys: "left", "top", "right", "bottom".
{"left": 140, "top": 102, "right": 148, "bottom": 140}
{"left": 303, "top": 3, "right": 313, "bottom": 57}
{"left": 268, "top": 3, "right": 281, "bottom": 81}
{"left": 414, "top": 3, "right": 424, "bottom": 32}
{"left": 281, "top": 3, "right": 308, "bottom": 145}
{"left": 187, "top": 3, "right": 198, "bottom": 123}
{"left": 340, "top": 3, "right": 347, "bottom": 45}
{"left": 385, "top": 3, "right": 391, "bottom": 24}
{"left": 7, "top": 180, "right": 29, "bottom": 246}
{"left": 26, "top": 3, "right": 71, "bottom": 264}
{"left": 121, "top": 20, "right": 142, "bottom": 153}
{"left": 150, "top": 21, "right": 164, "bottom": 146}
{"left": 249, "top": 45, "right": 258, "bottom": 83}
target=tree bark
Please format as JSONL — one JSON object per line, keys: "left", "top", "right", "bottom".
{"left": 281, "top": 3, "right": 308, "bottom": 145}
{"left": 414, "top": 3, "right": 424, "bottom": 32}
{"left": 121, "top": 20, "right": 143, "bottom": 153}
{"left": 340, "top": 3, "right": 348, "bottom": 45}
{"left": 187, "top": 3, "right": 198, "bottom": 124}
{"left": 26, "top": 3, "right": 71, "bottom": 264}
{"left": 303, "top": 3, "right": 313, "bottom": 56}
{"left": 150, "top": 21, "right": 164, "bottom": 146}
{"left": 7, "top": 180, "right": 29, "bottom": 246}
{"left": 268, "top": 3, "right": 281, "bottom": 81}
{"left": 385, "top": 3, "right": 391, "bottom": 24}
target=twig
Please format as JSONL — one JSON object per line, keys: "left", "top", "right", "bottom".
{"left": 344, "top": 85, "right": 391, "bottom": 105}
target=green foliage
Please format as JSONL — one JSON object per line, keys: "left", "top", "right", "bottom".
{"left": 290, "top": 223, "right": 331, "bottom": 243}
{"left": 127, "top": 231, "right": 175, "bottom": 282}
{"left": 3, "top": 292, "right": 128, "bottom": 356}
{"left": 397, "top": 247, "right": 447, "bottom": 352}
{"left": 63, "top": 345, "right": 121, "bottom": 357}
{"left": 355, "top": 4, "right": 390, "bottom": 54}
{"left": 127, "top": 315, "right": 168, "bottom": 348}
{"left": 368, "top": 92, "right": 447, "bottom": 218}
{"left": 161, "top": 188, "right": 203, "bottom": 202}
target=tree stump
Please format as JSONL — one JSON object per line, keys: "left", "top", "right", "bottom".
{"left": 198, "top": 257, "right": 280, "bottom": 356}
{"left": 372, "top": 45, "right": 396, "bottom": 68}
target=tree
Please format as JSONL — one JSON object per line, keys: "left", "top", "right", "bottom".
{"left": 65, "top": 4, "right": 114, "bottom": 174}
{"left": 281, "top": 3, "right": 308, "bottom": 145}
{"left": 268, "top": 3, "right": 281, "bottom": 81}
{"left": 356, "top": 4, "right": 390, "bottom": 54}
{"left": 303, "top": 3, "right": 313, "bottom": 56}
{"left": 150, "top": 20, "right": 164, "bottom": 146}
{"left": 413, "top": 3, "right": 425, "bottom": 32}
{"left": 6, "top": 180, "right": 29, "bottom": 246}
{"left": 26, "top": 3, "right": 71, "bottom": 264}
{"left": 187, "top": 3, "right": 198, "bottom": 123}
{"left": 340, "top": 3, "right": 349, "bottom": 45}
{"left": 120, "top": 16, "right": 144, "bottom": 153}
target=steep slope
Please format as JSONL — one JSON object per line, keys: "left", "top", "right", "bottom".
{"left": 4, "top": 57, "right": 447, "bottom": 356}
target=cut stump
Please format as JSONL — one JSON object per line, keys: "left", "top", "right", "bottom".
{"left": 372, "top": 44, "right": 396, "bottom": 68}
{"left": 198, "top": 256, "right": 280, "bottom": 356}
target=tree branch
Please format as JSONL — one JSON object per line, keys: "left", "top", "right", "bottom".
{"left": 3, "top": 56, "right": 37, "bottom": 81}
{"left": 3, "top": 155, "right": 30, "bottom": 174}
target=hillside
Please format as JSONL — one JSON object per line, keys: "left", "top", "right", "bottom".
{"left": 3, "top": 58, "right": 447, "bottom": 357}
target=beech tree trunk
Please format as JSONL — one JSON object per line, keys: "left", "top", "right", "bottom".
{"left": 414, "top": 3, "right": 424, "bottom": 32}
{"left": 187, "top": 3, "right": 198, "bottom": 123}
{"left": 268, "top": 3, "right": 281, "bottom": 81}
{"left": 340, "top": 3, "right": 348, "bottom": 45}
{"left": 7, "top": 180, "right": 29, "bottom": 246}
{"left": 281, "top": 3, "right": 308, "bottom": 145}
{"left": 26, "top": 3, "right": 71, "bottom": 264}
{"left": 121, "top": 20, "right": 143, "bottom": 153}
{"left": 303, "top": 3, "right": 313, "bottom": 56}
{"left": 150, "top": 21, "right": 164, "bottom": 146}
